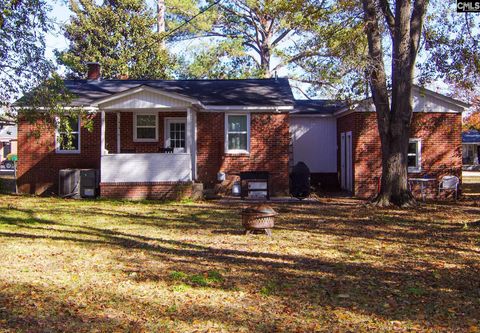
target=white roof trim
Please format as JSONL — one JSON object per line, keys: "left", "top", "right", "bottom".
{"left": 92, "top": 85, "right": 205, "bottom": 108}
{"left": 290, "top": 113, "right": 334, "bottom": 118}
{"left": 204, "top": 105, "right": 293, "bottom": 112}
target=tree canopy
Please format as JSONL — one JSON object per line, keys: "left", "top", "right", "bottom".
{"left": 0, "top": 0, "right": 53, "bottom": 105}
{"left": 57, "top": 0, "right": 174, "bottom": 79}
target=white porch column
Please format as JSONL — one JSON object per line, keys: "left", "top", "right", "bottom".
{"left": 100, "top": 110, "right": 106, "bottom": 156}
{"left": 116, "top": 112, "right": 121, "bottom": 153}
{"left": 186, "top": 108, "right": 196, "bottom": 181}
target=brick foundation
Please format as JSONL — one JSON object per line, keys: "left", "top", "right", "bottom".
{"left": 100, "top": 182, "right": 193, "bottom": 200}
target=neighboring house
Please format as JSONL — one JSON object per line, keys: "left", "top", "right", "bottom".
{"left": 0, "top": 125, "right": 17, "bottom": 164}
{"left": 17, "top": 64, "right": 467, "bottom": 200}
{"left": 462, "top": 130, "right": 480, "bottom": 168}
{"left": 17, "top": 64, "right": 292, "bottom": 199}
{"left": 291, "top": 86, "right": 469, "bottom": 198}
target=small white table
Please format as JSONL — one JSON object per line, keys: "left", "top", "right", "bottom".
{"left": 409, "top": 178, "right": 436, "bottom": 202}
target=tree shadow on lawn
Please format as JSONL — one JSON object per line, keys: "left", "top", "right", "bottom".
{"left": 1, "top": 228, "right": 480, "bottom": 329}
{"left": 0, "top": 281, "right": 313, "bottom": 333}
{"left": 1, "top": 201, "right": 480, "bottom": 330}
{"left": 0, "top": 283, "right": 130, "bottom": 333}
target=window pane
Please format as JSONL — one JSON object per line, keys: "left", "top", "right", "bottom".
{"left": 137, "top": 115, "right": 156, "bottom": 126}
{"left": 168, "top": 122, "right": 186, "bottom": 149}
{"left": 228, "top": 115, "right": 247, "bottom": 132}
{"left": 408, "top": 142, "right": 417, "bottom": 154}
{"left": 68, "top": 117, "right": 79, "bottom": 131}
{"left": 408, "top": 155, "right": 417, "bottom": 168}
{"left": 137, "top": 127, "right": 156, "bottom": 139}
{"left": 59, "top": 133, "right": 79, "bottom": 150}
{"left": 228, "top": 133, "right": 247, "bottom": 150}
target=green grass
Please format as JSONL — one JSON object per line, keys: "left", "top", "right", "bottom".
{"left": 0, "top": 194, "right": 479, "bottom": 332}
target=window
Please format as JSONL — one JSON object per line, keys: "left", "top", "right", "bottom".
{"left": 408, "top": 138, "right": 421, "bottom": 172}
{"left": 165, "top": 118, "right": 186, "bottom": 152}
{"left": 3, "top": 142, "right": 11, "bottom": 158}
{"left": 225, "top": 114, "right": 250, "bottom": 153}
{"left": 134, "top": 113, "right": 158, "bottom": 142}
{"left": 56, "top": 116, "right": 80, "bottom": 154}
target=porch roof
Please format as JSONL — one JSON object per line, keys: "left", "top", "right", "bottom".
{"left": 64, "top": 78, "right": 294, "bottom": 108}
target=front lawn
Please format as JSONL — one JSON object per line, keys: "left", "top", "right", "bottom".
{"left": 0, "top": 195, "right": 479, "bottom": 332}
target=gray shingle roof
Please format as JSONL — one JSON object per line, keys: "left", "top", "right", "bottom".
{"left": 463, "top": 130, "right": 480, "bottom": 144}
{"left": 292, "top": 99, "right": 346, "bottom": 115}
{"left": 64, "top": 78, "right": 294, "bottom": 107}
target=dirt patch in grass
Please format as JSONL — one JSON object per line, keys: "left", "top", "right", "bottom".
{"left": 0, "top": 195, "right": 479, "bottom": 332}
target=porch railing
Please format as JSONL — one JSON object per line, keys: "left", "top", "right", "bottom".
{"left": 101, "top": 153, "right": 191, "bottom": 183}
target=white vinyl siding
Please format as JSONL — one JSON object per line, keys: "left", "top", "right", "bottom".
{"left": 101, "top": 153, "right": 191, "bottom": 182}
{"left": 290, "top": 117, "right": 337, "bottom": 173}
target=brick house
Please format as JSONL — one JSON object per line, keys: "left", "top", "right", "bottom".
{"left": 17, "top": 64, "right": 293, "bottom": 199}
{"left": 291, "top": 86, "right": 469, "bottom": 198}
{"left": 18, "top": 64, "right": 468, "bottom": 200}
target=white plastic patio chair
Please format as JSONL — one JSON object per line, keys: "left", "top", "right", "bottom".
{"left": 438, "top": 175, "right": 460, "bottom": 200}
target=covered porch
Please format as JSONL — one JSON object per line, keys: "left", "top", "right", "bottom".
{"left": 97, "top": 85, "right": 199, "bottom": 185}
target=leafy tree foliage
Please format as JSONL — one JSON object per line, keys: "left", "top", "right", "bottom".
{"left": 464, "top": 111, "right": 480, "bottom": 131}
{"left": 178, "top": 39, "right": 261, "bottom": 79}
{"left": 57, "top": 0, "right": 174, "bottom": 79}
{"left": 176, "top": 0, "right": 333, "bottom": 80}
{"left": 421, "top": 0, "right": 480, "bottom": 90}
{"left": 0, "top": 0, "right": 53, "bottom": 105}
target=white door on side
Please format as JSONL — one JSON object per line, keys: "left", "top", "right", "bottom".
{"left": 341, "top": 131, "right": 353, "bottom": 192}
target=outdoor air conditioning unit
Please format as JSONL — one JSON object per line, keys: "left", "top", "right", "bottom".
{"left": 59, "top": 169, "right": 81, "bottom": 199}
{"left": 80, "top": 169, "right": 99, "bottom": 198}
{"left": 59, "top": 169, "right": 99, "bottom": 199}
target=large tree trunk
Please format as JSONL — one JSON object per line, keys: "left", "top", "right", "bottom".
{"left": 362, "top": 0, "right": 427, "bottom": 207}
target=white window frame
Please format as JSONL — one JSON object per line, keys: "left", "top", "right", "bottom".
{"left": 133, "top": 112, "right": 158, "bottom": 142}
{"left": 55, "top": 116, "right": 81, "bottom": 154}
{"left": 225, "top": 113, "right": 250, "bottom": 154}
{"left": 164, "top": 117, "right": 187, "bottom": 153}
{"left": 408, "top": 138, "right": 422, "bottom": 173}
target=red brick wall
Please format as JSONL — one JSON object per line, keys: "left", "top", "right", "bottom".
{"left": 17, "top": 116, "right": 101, "bottom": 195}
{"left": 105, "top": 111, "right": 186, "bottom": 153}
{"left": 197, "top": 112, "right": 290, "bottom": 195}
{"left": 100, "top": 182, "right": 192, "bottom": 200}
{"left": 18, "top": 111, "right": 290, "bottom": 197}
{"left": 337, "top": 112, "right": 462, "bottom": 198}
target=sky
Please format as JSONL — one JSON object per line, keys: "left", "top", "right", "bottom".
{"left": 43, "top": 0, "right": 462, "bottom": 100}
{"left": 45, "top": 2, "right": 71, "bottom": 63}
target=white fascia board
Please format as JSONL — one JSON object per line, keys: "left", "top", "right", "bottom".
{"left": 12, "top": 106, "right": 99, "bottom": 113}
{"left": 290, "top": 113, "right": 334, "bottom": 118}
{"left": 204, "top": 105, "right": 293, "bottom": 112}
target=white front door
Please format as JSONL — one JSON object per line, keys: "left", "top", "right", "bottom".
{"left": 165, "top": 118, "right": 187, "bottom": 153}
{"left": 341, "top": 131, "right": 353, "bottom": 192}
